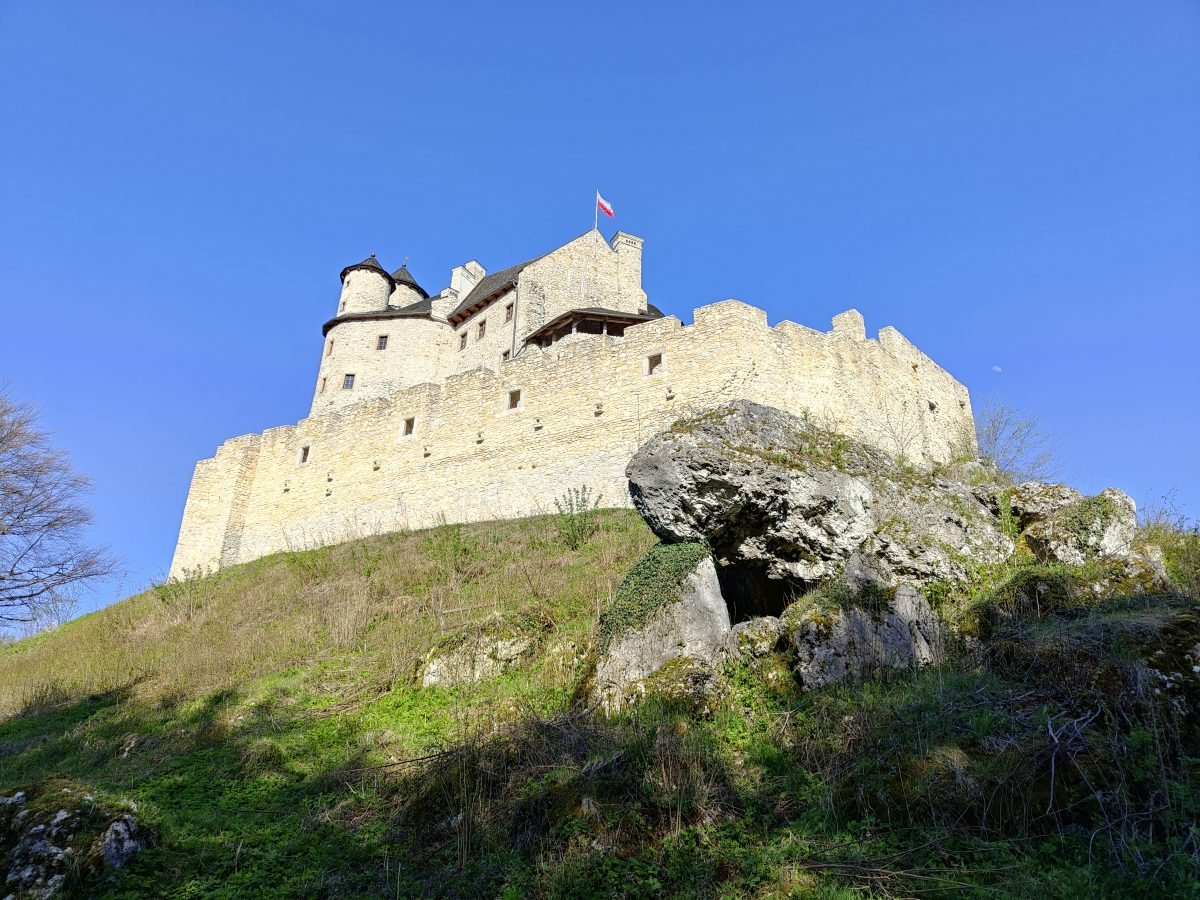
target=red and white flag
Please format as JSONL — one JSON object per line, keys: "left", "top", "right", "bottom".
{"left": 596, "top": 191, "right": 614, "bottom": 218}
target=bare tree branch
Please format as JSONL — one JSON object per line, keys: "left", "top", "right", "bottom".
{"left": 974, "top": 397, "right": 1061, "bottom": 484}
{"left": 0, "top": 386, "right": 113, "bottom": 624}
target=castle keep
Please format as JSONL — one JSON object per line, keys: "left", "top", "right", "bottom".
{"left": 169, "top": 229, "right": 976, "bottom": 578}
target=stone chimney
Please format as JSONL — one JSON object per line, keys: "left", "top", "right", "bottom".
{"left": 450, "top": 260, "right": 486, "bottom": 300}
{"left": 610, "top": 232, "right": 647, "bottom": 312}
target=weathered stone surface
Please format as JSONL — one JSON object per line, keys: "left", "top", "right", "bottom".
{"left": 1006, "top": 482, "right": 1083, "bottom": 529}
{"left": 100, "top": 815, "right": 141, "bottom": 870}
{"left": 728, "top": 616, "right": 783, "bottom": 659}
{"left": 623, "top": 656, "right": 726, "bottom": 716}
{"left": 591, "top": 556, "right": 731, "bottom": 707}
{"left": 420, "top": 629, "right": 537, "bottom": 688}
{"left": 0, "top": 788, "right": 142, "bottom": 899}
{"left": 628, "top": 401, "right": 1012, "bottom": 589}
{"left": 1025, "top": 488, "right": 1137, "bottom": 567}
{"left": 782, "top": 586, "right": 944, "bottom": 690}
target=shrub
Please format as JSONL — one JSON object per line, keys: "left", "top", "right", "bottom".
{"left": 1140, "top": 493, "right": 1200, "bottom": 599}
{"left": 553, "top": 485, "right": 602, "bottom": 550}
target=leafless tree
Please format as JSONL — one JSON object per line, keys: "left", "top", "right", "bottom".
{"left": 975, "top": 397, "right": 1061, "bottom": 483}
{"left": 0, "top": 387, "right": 112, "bottom": 624}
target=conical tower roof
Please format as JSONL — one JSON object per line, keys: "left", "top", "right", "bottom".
{"left": 390, "top": 264, "right": 429, "bottom": 299}
{"left": 340, "top": 253, "right": 393, "bottom": 283}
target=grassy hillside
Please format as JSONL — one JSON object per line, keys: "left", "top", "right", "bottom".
{"left": 2, "top": 510, "right": 1198, "bottom": 897}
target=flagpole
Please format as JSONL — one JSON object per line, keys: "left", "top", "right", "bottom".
{"left": 594, "top": 190, "right": 598, "bottom": 231}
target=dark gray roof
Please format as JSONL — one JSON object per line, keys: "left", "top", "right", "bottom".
{"left": 393, "top": 297, "right": 432, "bottom": 315}
{"left": 391, "top": 264, "right": 429, "bottom": 299}
{"left": 447, "top": 256, "right": 542, "bottom": 323}
{"left": 524, "top": 306, "right": 663, "bottom": 343}
{"left": 340, "top": 253, "right": 391, "bottom": 283}
{"left": 567, "top": 307, "right": 660, "bottom": 318}
{"left": 321, "top": 299, "right": 434, "bottom": 336}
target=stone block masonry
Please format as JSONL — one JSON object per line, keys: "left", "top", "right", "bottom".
{"left": 170, "top": 299, "right": 975, "bottom": 578}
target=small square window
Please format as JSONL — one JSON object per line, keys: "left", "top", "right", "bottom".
{"left": 377, "top": 335, "right": 388, "bottom": 350}
{"left": 501, "top": 350, "right": 510, "bottom": 362}
{"left": 343, "top": 373, "right": 356, "bottom": 390}
{"left": 477, "top": 320, "right": 487, "bottom": 340}
{"left": 508, "top": 389, "right": 523, "bottom": 410}
{"left": 403, "top": 417, "right": 415, "bottom": 436}
{"left": 299, "top": 445, "right": 311, "bottom": 464}
{"left": 646, "top": 353, "right": 663, "bottom": 376}
{"left": 504, "top": 303, "right": 514, "bottom": 323}
{"left": 459, "top": 333, "right": 468, "bottom": 351}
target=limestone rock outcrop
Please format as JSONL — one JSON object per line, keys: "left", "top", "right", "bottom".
{"left": 1024, "top": 487, "right": 1138, "bottom": 567}
{"left": 781, "top": 585, "right": 945, "bottom": 690}
{"left": 582, "top": 401, "right": 1171, "bottom": 707}
{"left": 420, "top": 611, "right": 550, "bottom": 688}
{"left": 627, "top": 400, "right": 1012, "bottom": 588}
{"left": 1005, "top": 481, "right": 1083, "bottom": 529}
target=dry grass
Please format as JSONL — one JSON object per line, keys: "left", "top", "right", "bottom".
{"left": 0, "top": 509, "right": 655, "bottom": 719}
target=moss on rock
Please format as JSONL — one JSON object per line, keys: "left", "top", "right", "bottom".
{"left": 596, "top": 542, "right": 711, "bottom": 656}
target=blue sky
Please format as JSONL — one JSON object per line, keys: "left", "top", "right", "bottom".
{"left": 1, "top": 2, "right": 1197, "bottom": 614}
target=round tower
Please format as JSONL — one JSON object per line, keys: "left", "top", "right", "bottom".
{"left": 337, "top": 254, "right": 394, "bottom": 316}
{"left": 312, "top": 259, "right": 446, "bottom": 416}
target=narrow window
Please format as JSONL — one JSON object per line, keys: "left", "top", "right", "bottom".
{"left": 459, "top": 333, "right": 468, "bottom": 351}
{"left": 646, "top": 353, "right": 663, "bottom": 376}
{"left": 501, "top": 349, "right": 510, "bottom": 362}
{"left": 299, "top": 445, "right": 310, "bottom": 464}
{"left": 339, "top": 300, "right": 346, "bottom": 313}
{"left": 319, "top": 377, "right": 326, "bottom": 393}
{"left": 504, "top": 303, "right": 514, "bottom": 323}
{"left": 343, "top": 373, "right": 355, "bottom": 390}
{"left": 326, "top": 339, "right": 334, "bottom": 357}
{"left": 477, "top": 320, "right": 487, "bottom": 340}
{"left": 403, "top": 417, "right": 415, "bottom": 436}
{"left": 377, "top": 335, "right": 388, "bottom": 350}
{"left": 508, "top": 389, "right": 522, "bottom": 410}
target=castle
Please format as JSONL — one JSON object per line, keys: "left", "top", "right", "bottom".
{"left": 169, "top": 229, "right": 976, "bottom": 578}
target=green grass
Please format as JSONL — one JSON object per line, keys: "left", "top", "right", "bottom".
{"left": 2, "top": 509, "right": 1199, "bottom": 897}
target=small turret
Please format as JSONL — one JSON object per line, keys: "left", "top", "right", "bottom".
{"left": 337, "top": 254, "right": 393, "bottom": 316}
{"left": 390, "top": 264, "right": 429, "bottom": 309}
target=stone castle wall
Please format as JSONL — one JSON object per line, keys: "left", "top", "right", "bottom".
{"left": 169, "top": 300, "right": 975, "bottom": 578}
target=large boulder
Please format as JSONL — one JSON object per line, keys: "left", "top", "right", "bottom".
{"left": 1024, "top": 488, "right": 1137, "bottom": 567}
{"left": 627, "top": 401, "right": 1012, "bottom": 589}
{"left": 782, "top": 585, "right": 945, "bottom": 690}
{"left": 589, "top": 549, "right": 731, "bottom": 708}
